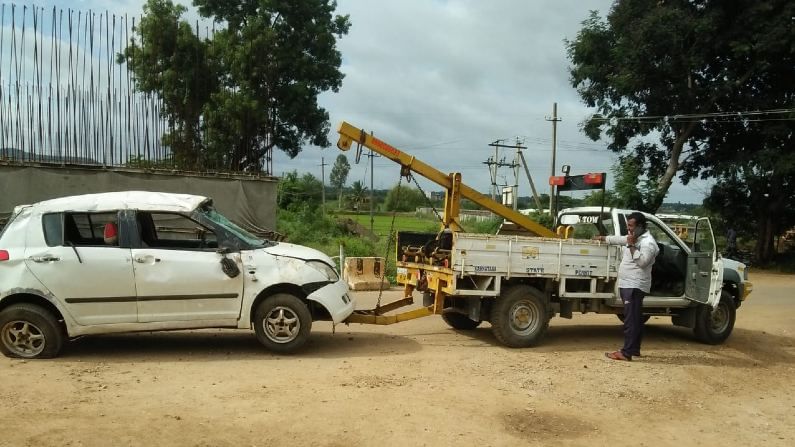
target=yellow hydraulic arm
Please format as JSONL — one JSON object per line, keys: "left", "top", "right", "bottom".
{"left": 337, "top": 121, "right": 556, "bottom": 238}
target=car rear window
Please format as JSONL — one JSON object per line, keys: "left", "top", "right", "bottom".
{"left": 42, "top": 213, "right": 64, "bottom": 246}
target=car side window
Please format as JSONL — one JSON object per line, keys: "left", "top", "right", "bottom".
{"left": 137, "top": 212, "right": 217, "bottom": 250}
{"left": 62, "top": 212, "right": 121, "bottom": 247}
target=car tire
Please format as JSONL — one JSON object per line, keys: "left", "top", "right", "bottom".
{"left": 441, "top": 311, "right": 481, "bottom": 330}
{"left": 253, "top": 293, "right": 312, "bottom": 354}
{"left": 0, "top": 303, "right": 64, "bottom": 359}
{"left": 617, "top": 314, "right": 651, "bottom": 324}
{"left": 490, "top": 285, "right": 549, "bottom": 348}
{"left": 693, "top": 290, "right": 736, "bottom": 345}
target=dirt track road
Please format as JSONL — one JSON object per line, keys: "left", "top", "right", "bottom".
{"left": 1, "top": 272, "right": 793, "bottom": 446}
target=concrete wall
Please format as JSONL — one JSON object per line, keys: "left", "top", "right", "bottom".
{"left": 0, "top": 163, "right": 278, "bottom": 233}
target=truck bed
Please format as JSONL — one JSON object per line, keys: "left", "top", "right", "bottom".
{"left": 448, "top": 232, "right": 621, "bottom": 298}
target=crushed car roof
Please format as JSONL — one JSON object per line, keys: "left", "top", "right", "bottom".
{"left": 29, "top": 191, "right": 209, "bottom": 214}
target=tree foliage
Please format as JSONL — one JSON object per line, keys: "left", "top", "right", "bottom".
{"left": 384, "top": 185, "right": 427, "bottom": 212}
{"left": 566, "top": 0, "right": 793, "bottom": 211}
{"left": 329, "top": 154, "right": 350, "bottom": 207}
{"left": 121, "top": 0, "right": 350, "bottom": 171}
{"left": 277, "top": 170, "right": 324, "bottom": 210}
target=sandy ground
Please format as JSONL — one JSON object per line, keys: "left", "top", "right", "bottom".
{"left": 1, "top": 272, "right": 793, "bottom": 447}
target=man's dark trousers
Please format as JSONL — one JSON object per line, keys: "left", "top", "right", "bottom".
{"left": 620, "top": 288, "right": 646, "bottom": 358}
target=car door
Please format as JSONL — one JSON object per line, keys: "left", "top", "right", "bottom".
{"left": 131, "top": 211, "right": 244, "bottom": 323}
{"left": 685, "top": 217, "right": 723, "bottom": 306}
{"left": 23, "top": 211, "right": 138, "bottom": 325}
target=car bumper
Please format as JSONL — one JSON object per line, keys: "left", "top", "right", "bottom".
{"left": 739, "top": 281, "right": 753, "bottom": 301}
{"left": 307, "top": 279, "right": 356, "bottom": 324}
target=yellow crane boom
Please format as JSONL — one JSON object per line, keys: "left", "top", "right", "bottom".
{"left": 336, "top": 121, "right": 556, "bottom": 238}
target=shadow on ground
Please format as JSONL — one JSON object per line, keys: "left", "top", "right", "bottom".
{"left": 57, "top": 328, "right": 423, "bottom": 363}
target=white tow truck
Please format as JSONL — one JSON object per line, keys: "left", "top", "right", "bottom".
{"left": 336, "top": 122, "right": 752, "bottom": 347}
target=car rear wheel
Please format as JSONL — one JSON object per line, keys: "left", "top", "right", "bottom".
{"left": 0, "top": 303, "right": 64, "bottom": 359}
{"left": 253, "top": 293, "right": 312, "bottom": 354}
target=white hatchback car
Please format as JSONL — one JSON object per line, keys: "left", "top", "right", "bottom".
{"left": 0, "top": 191, "right": 355, "bottom": 358}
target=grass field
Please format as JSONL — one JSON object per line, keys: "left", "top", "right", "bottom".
{"left": 337, "top": 212, "right": 439, "bottom": 237}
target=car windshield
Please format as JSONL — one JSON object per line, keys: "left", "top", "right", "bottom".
{"left": 198, "top": 206, "right": 272, "bottom": 248}
{"left": 557, "top": 213, "right": 615, "bottom": 239}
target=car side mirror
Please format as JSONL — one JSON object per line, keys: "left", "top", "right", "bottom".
{"left": 216, "top": 246, "right": 232, "bottom": 255}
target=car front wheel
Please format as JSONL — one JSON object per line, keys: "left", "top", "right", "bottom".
{"left": 253, "top": 293, "right": 312, "bottom": 354}
{"left": 694, "top": 290, "right": 736, "bottom": 344}
{"left": 0, "top": 303, "right": 64, "bottom": 359}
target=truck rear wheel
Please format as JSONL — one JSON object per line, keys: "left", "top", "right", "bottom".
{"left": 490, "top": 285, "right": 549, "bottom": 348}
{"left": 693, "top": 290, "right": 736, "bottom": 344}
{"left": 441, "top": 311, "right": 481, "bottom": 330}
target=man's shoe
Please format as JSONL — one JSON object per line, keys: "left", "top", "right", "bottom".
{"left": 604, "top": 351, "right": 632, "bottom": 361}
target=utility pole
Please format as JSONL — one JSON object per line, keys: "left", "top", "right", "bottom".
{"left": 489, "top": 140, "right": 532, "bottom": 210}
{"left": 545, "top": 102, "right": 562, "bottom": 213}
{"left": 320, "top": 157, "right": 328, "bottom": 213}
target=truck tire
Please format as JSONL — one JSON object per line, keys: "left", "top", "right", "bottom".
{"left": 490, "top": 285, "right": 549, "bottom": 348}
{"left": 441, "top": 311, "right": 481, "bottom": 330}
{"left": 0, "top": 303, "right": 64, "bottom": 359}
{"left": 253, "top": 293, "right": 312, "bottom": 354}
{"left": 693, "top": 290, "right": 736, "bottom": 345}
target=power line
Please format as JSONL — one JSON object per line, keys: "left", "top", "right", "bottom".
{"left": 590, "top": 108, "right": 795, "bottom": 123}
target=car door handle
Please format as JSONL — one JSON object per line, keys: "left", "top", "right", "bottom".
{"left": 134, "top": 256, "right": 161, "bottom": 263}
{"left": 699, "top": 272, "right": 709, "bottom": 277}
{"left": 29, "top": 255, "right": 60, "bottom": 263}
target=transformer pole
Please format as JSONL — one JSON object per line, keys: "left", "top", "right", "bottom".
{"left": 545, "top": 102, "right": 562, "bottom": 213}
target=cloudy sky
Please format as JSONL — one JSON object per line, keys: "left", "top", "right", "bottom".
{"left": 49, "top": 0, "right": 711, "bottom": 204}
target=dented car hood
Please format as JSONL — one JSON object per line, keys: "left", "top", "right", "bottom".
{"left": 262, "top": 242, "right": 334, "bottom": 264}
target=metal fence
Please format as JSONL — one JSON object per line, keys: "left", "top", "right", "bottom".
{"left": 0, "top": 3, "right": 268, "bottom": 174}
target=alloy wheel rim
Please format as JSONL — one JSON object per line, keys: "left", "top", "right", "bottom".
{"left": 1, "top": 320, "right": 46, "bottom": 358}
{"left": 263, "top": 306, "right": 301, "bottom": 344}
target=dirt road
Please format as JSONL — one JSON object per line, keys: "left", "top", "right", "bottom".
{"left": 1, "top": 272, "right": 793, "bottom": 446}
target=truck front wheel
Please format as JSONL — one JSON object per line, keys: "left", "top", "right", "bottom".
{"left": 490, "top": 285, "right": 549, "bottom": 348}
{"left": 693, "top": 290, "right": 736, "bottom": 345}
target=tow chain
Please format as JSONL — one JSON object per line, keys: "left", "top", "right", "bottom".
{"left": 409, "top": 172, "right": 466, "bottom": 233}
{"left": 375, "top": 170, "right": 405, "bottom": 312}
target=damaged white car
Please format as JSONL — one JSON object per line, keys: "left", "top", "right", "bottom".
{"left": 0, "top": 191, "right": 355, "bottom": 358}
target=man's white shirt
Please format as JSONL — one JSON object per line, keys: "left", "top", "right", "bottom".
{"left": 604, "top": 231, "right": 659, "bottom": 293}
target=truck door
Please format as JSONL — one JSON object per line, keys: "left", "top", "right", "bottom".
{"left": 685, "top": 218, "right": 723, "bottom": 306}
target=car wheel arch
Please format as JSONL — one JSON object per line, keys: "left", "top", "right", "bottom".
{"left": 0, "top": 292, "right": 67, "bottom": 334}
{"left": 249, "top": 283, "right": 329, "bottom": 323}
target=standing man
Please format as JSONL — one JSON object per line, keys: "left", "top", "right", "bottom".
{"left": 594, "top": 212, "right": 659, "bottom": 361}
{"left": 726, "top": 227, "right": 737, "bottom": 256}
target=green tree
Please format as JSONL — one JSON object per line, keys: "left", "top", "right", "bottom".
{"left": 121, "top": 0, "right": 350, "bottom": 171}
{"left": 118, "top": 0, "right": 215, "bottom": 168}
{"left": 278, "top": 170, "right": 324, "bottom": 210}
{"left": 566, "top": 0, "right": 792, "bottom": 211}
{"left": 384, "top": 185, "right": 427, "bottom": 212}
{"left": 329, "top": 154, "right": 350, "bottom": 208}
{"left": 347, "top": 180, "right": 368, "bottom": 211}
